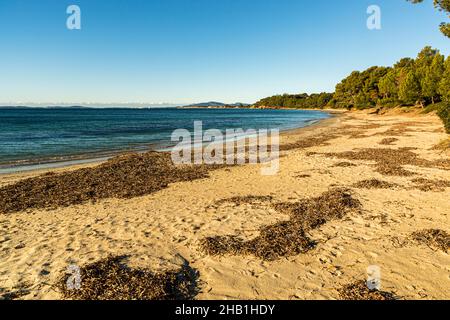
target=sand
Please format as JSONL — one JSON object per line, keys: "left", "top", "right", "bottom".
{"left": 0, "top": 110, "right": 449, "bottom": 300}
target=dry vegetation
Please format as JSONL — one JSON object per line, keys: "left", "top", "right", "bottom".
{"left": 280, "top": 134, "right": 340, "bottom": 151}
{"left": 410, "top": 178, "right": 450, "bottom": 192}
{"left": 200, "top": 189, "right": 361, "bottom": 261}
{"left": 333, "top": 162, "right": 357, "bottom": 167}
{"left": 57, "top": 256, "right": 200, "bottom": 300}
{"left": 338, "top": 280, "right": 398, "bottom": 300}
{"left": 0, "top": 284, "right": 31, "bottom": 300}
{"left": 410, "top": 229, "right": 449, "bottom": 253}
{"left": 372, "top": 122, "right": 423, "bottom": 137}
{"left": 353, "top": 179, "right": 400, "bottom": 189}
{"left": 379, "top": 138, "right": 399, "bottom": 145}
{"left": 0, "top": 152, "right": 228, "bottom": 214}
{"left": 295, "top": 174, "right": 312, "bottom": 178}
{"left": 316, "top": 147, "right": 450, "bottom": 176}
{"left": 213, "top": 195, "right": 273, "bottom": 207}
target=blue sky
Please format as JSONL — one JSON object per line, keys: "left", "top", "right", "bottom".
{"left": 0, "top": 0, "right": 449, "bottom": 105}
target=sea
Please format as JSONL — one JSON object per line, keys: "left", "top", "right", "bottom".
{"left": 0, "top": 107, "right": 330, "bottom": 173}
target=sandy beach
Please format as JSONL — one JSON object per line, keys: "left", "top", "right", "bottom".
{"left": 0, "top": 110, "right": 449, "bottom": 300}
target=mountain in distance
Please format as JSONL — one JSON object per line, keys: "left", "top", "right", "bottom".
{"left": 180, "top": 101, "right": 251, "bottom": 108}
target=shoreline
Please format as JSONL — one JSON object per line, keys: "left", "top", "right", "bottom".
{"left": 0, "top": 110, "right": 449, "bottom": 300}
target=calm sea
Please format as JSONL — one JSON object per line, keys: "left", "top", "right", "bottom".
{"left": 0, "top": 107, "right": 329, "bottom": 172}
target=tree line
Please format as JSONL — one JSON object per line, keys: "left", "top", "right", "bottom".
{"left": 332, "top": 47, "right": 450, "bottom": 108}
{"left": 254, "top": 93, "right": 333, "bottom": 109}
{"left": 253, "top": 47, "right": 450, "bottom": 133}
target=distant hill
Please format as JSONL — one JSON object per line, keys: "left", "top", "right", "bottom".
{"left": 180, "top": 101, "right": 251, "bottom": 109}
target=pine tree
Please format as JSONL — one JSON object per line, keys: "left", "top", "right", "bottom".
{"left": 379, "top": 70, "right": 398, "bottom": 99}
{"left": 399, "top": 71, "right": 422, "bottom": 105}
{"left": 438, "top": 56, "right": 450, "bottom": 101}
{"left": 422, "top": 54, "right": 445, "bottom": 104}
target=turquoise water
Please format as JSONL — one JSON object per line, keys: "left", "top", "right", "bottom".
{"left": 0, "top": 107, "right": 329, "bottom": 169}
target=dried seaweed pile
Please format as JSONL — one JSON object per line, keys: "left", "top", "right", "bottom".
{"left": 373, "top": 122, "right": 424, "bottom": 137}
{"left": 338, "top": 280, "right": 397, "bottom": 300}
{"left": 410, "top": 178, "right": 450, "bottom": 192}
{"left": 339, "top": 123, "right": 383, "bottom": 130}
{"left": 0, "top": 152, "right": 225, "bottom": 214}
{"left": 213, "top": 195, "right": 273, "bottom": 207}
{"left": 280, "top": 134, "right": 340, "bottom": 151}
{"left": 58, "top": 256, "right": 200, "bottom": 300}
{"left": 410, "top": 229, "right": 450, "bottom": 252}
{"left": 333, "top": 162, "right": 357, "bottom": 167}
{"left": 200, "top": 189, "right": 361, "bottom": 261}
{"left": 379, "top": 138, "right": 398, "bottom": 145}
{"left": 338, "top": 123, "right": 385, "bottom": 139}
{"left": 273, "top": 188, "right": 361, "bottom": 230}
{"left": 317, "top": 147, "right": 449, "bottom": 176}
{"left": 295, "top": 174, "right": 312, "bottom": 178}
{"left": 0, "top": 285, "right": 30, "bottom": 300}
{"left": 353, "top": 179, "right": 400, "bottom": 189}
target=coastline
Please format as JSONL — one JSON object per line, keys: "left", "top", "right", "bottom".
{"left": 0, "top": 110, "right": 449, "bottom": 300}
{"left": 0, "top": 109, "right": 334, "bottom": 175}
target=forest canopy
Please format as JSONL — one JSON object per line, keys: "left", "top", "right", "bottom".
{"left": 253, "top": 47, "right": 450, "bottom": 132}
{"left": 254, "top": 93, "right": 333, "bottom": 109}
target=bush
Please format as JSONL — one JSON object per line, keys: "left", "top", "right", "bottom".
{"left": 437, "top": 102, "right": 450, "bottom": 133}
{"left": 422, "top": 103, "right": 442, "bottom": 114}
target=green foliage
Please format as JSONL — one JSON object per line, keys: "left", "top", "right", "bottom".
{"left": 399, "top": 71, "right": 421, "bottom": 105}
{"left": 437, "top": 102, "right": 450, "bottom": 133}
{"left": 421, "top": 54, "right": 445, "bottom": 103}
{"left": 254, "top": 47, "right": 450, "bottom": 132}
{"left": 422, "top": 102, "right": 443, "bottom": 113}
{"left": 440, "top": 22, "right": 450, "bottom": 37}
{"left": 253, "top": 92, "right": 333, "bottom": 109}
{"left": 333, "top": 67, "right": 390, "bottom": 109}
{"left": 438, "top": 56, "right": 450, "bottom": 101}
{"left": 379, "top": 70, "right": 398, "bottom": 99}
{"left": 330, "top": 47, "right": 447, "bottom": 108}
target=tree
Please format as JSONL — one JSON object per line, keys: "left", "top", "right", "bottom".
{"left": 422, "top": 54, "right": 445, "bottom": 103}
{"left": 253, "top": 93, "right": 333, "bottom": 109}
{"left": 379, "top": 70, "right": 398, "bottom": 99}
{"left": 415, "top": 47, "right": 438, "bottom": 79}
{"left": 407, "top": 0, "right": 450, "bottom": 38}
{"left": 438, "top": 56, "right": 450, "bottom": 101}
{"left": 399, "top": 71, "right": 422, "bottom": 105}
{"left": 256, "top": 47, "right": 446, "bottom": 110}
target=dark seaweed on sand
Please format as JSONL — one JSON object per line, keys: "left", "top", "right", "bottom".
{"left": 338, "top": 280, "right": 397, "bottom": 300}
{"left": 0, "top": 284, "right": 31, "bottom": 300}
{"left": 379, "top": 137, "right": 398, "bottom": 145}
{"left": 353, "top": 179, "right": 400, "bottom": 189}
{"left": 333, "top": 162, "right": 357, "bottom": 167}
{"left": 200, "top": 189, "right": 361, "bottom": 261}
{"left": 280, "top": 134, "right": 340, "bottom": 151}
{"left": 410, "top": 229, "right": 450, "bottom": 252}
{"left": 0, "top": 152, "right": 227, "bottom": 214}
{"left": 410, "top": 178, "right": 450, "bottom": 192}
{"left": 318, "top": 147, "right": 450, "bottom": 176}
{"left": 57, "top": 256, "right": 200, "bottom": 300}
{"left": 213, "top": 195, "right": 273, "bottom": 207}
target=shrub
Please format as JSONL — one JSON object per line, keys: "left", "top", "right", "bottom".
{"left": 437, "top": 102, "right": 450, "bottom": 133}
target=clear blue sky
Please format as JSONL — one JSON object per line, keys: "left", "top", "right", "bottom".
{"left": 0, "top": 0, "right": 449, "bottom": 105}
